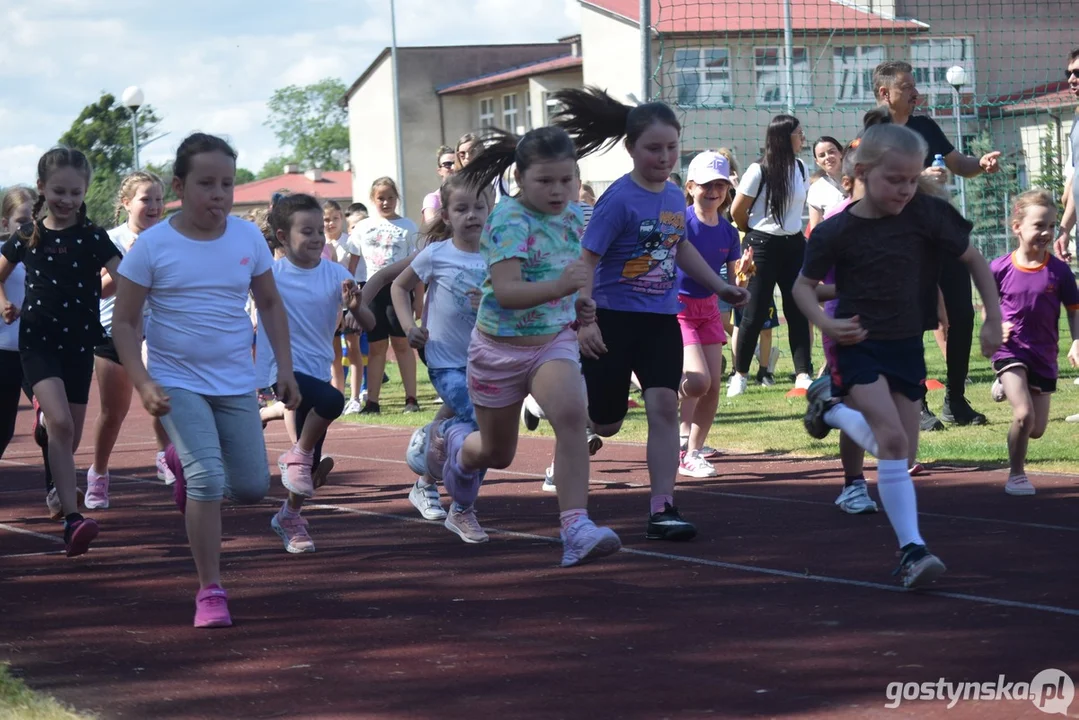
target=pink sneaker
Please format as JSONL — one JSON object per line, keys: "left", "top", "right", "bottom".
{"left": 156, "top": 450, "right": 176, "bottom": 485}
{"left": 64, "top": 516, "right": 99, "bottom": 557}
{"left": 271, "top": 510, "right": 316, "bottom": 553}
{"left": 164, "top": 445, "right": 186, "bottom": 514}
{"left": 84, "top": 467, "right": 110, "bottom": 509}
{"left": 278, "top": 446, "right": 314, "bottom": 497}
{"left": 194, "top": 584, "right": 232, "bottom": 628}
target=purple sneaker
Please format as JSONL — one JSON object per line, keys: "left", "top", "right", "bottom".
{"left": 64, "top": 516, "right": 99, "bottom": 557}
{"left": 164, "top": 445, "right": 186, "bottom": 514}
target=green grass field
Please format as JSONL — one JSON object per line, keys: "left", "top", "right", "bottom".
{"left": 344, "top": 321, "right": 1079, "bottom": 475}
{"left": 0, "top": 665, "right": 91, "bottom": 720}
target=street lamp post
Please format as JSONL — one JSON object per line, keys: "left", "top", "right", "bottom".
{"left": 945, "top": 65, "right": 967, "bottom": 217}
{"left": 121, "top": 85, "right": 145, "bottom": 171}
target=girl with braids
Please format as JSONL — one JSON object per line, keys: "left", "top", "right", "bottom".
{"left": 111, "top": 133, "right": 299, "bottom": 627}
{"left": 0, "top": 148, "right": 123, "bottom": 557}
{"left": 550, "top": 87, "right": 748, "bottom": 541}
{"left": 729, "top": 114, "right": 814, "bottom": 396}
{"left": 83, "top": 171, "right": 173, "bottom": 511}
{"left": 442, "top": 125, "right": 622, "bottom": 567}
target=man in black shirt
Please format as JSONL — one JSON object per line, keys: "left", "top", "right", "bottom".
{"left": 873, "top": 61, "right": 1002, "bottom": 430}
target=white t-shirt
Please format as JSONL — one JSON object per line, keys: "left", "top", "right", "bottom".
{"left": 411, "top": 240, "right": 487, "bottom": 369}
{"left": 119, "top": 215, "right": 274, "bottom": 396}
{"left": 737, "top": 160, "right": 809, "bottom": 235}
{"left": 806, "top": 176, "right": 847, "bottom": 218}
{"left": 254, "top": 256, "right": 352, "bottom": 386}
{"left": 0, "top": 262, "right": 25, "bottom": 352}
{"left": 345, "top": 216, "right": 417, "bottom": 278}
{"left": 99, "top": 224, "right": 137, "bottom": 336}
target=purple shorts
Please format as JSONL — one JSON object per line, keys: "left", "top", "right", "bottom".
{"left": 467, "top": 327, "right": 581, "bottom": 409}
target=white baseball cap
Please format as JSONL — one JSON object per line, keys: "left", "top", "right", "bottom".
{"left": 687, "top": 151, "right": 732, "bottom": 185}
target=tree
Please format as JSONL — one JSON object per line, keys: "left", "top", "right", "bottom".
{"left": 257, "top": 156, "right": 289, "bottom": 180}
{"left": 965, "top": 130, "right": 1021, "bottom": 259}
{"left": 235, "top": 168, "right": 256, "bottom": 185}
{"left": 264, "top": 78, "right": 349, "bottom": 171}
{"left": 58, "top": 93, "right": 162, "bottom": 226}
{"left": 1033, "top": 121, "right": 1066, "bottom": 201}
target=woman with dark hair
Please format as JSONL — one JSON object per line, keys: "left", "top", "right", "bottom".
{"left": 421, "top": 145, "right": 456, "bottom": 224}
{"left": 729, "top": 114, "right": 813, "bottom": 396}
{"left": 806, "top": 136, "right": 845, "bottom": 233}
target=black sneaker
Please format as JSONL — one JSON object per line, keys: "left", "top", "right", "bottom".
{"left": 756, "top": 368, "right": 776, "bottom": 387}
{"left": 940, "top": 393, "right": 987, "bottom": 426}
{"left": 803, "top": 376, "right": 833, "bottom": 440}
{"left": 646, "top": 502, "right": 697, "bottom": 541}
{"left": 919, "top": 399, "right": 945, "bottom": 432}
{"left": 893, "top": 543, "right": 946, "bottom": 589}
{"left": 32, "top": 398, "right": 48, "bottom": 448}
{"left": 586, "top": 431, "right": 603, "bottom": 456}
{"left": 403, "top": 397, "right": 421, "bottom": 413}
{"left": 358, "top": 401, "right": 381, "bottom": 415}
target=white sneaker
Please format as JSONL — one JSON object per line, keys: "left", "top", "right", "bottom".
{"left": 727, "top": 374, "right": 748, "bottom": 398}
{"left": 542, "top": 463, "right": 557, "bottom": 492}
{"left": 1074, "top": 377, "right": 1079, "bottom": 385}
{"left": 84, "top": 467, "right": 110, "bottom": 510}
{"left": 408, "top": 480, "right": 447, "bottom": 520}
{"left": 156, "top": 450, "right": 176, "bottom": 485}
{"left": 835, "top": 480, "right": 879, "bottom": 514}
{"left": 990, "top": 378, "right": 1005, "bottom": 402}
{"left": 406, "top": 425, "right": 429, "bottom": 475}
{"left": 342, "top": 398, "right": 363, "bottom": 415}
{"left": 678, "top": 451, "right": 717, "bottom": 478}
{"left": 1066, "top": 413, "right": 1079, "bottom": 423}
{"left": 560, "top": 517, "right": 621, "bottom": 567}
{"left": 1004, "top": 474, "right": 1035, "bottom": 496}
{"left": 794, "top": 373, "right": 813, "bottom": 391}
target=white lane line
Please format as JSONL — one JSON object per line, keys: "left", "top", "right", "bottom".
{"left": 309, "top": 503, "right": 1079, "bottom": 619}
{"left": 0, "top": 522, "right": 64, "bottom": 544}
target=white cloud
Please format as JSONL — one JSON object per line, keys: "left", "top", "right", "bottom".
{"left": 0, "top": 0, "right": 580, "bottom": 184}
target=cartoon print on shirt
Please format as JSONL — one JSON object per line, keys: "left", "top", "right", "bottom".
{"left": 618, "top": 210, "right": 684, "bottom": 295}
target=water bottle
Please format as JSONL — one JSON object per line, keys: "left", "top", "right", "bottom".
{"left": 932, "top": 154, "right": 946, "bottom": 169}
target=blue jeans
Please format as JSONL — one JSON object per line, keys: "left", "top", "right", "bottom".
{"left": 160, "top": 388, "right": 269, "bottom": 503}
{"left": 428, "top": 367, "right": 477, "bottom": 433}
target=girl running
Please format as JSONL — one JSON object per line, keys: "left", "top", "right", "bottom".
{"left": 793, "top": 123, "right": 1002, "bottom": 588}
{"left": 84, "top": 171, "right": 174, "bottom": 510}
{"left": 0, "top": 148, "right": 123, "bottom": 556}
{"left": 988, "top": 190, "right": 1079, "bottom": 495}
{"left": 346, "top": 178, "right": 421, "bottom": 414}
{"left": 390, "top": 174, "right": 489, "bottom": 540}
{"left": 111, "top": 133, "right": 300, "bottom": 627}
{"left": 258, "top": 193, "right": 374, "bottom": 551}
{"left": 439, "top": 125, "right": 622, "bottom": 566}
{"left": 0, "top": 187, "right": 36, "bottom": 460}
{"left": 676, "top": 151, "right": 741, "bottom": 478}
{"left": 324, "top": 200, "right": 365, "bottom": 413}
{"left": 551, "top": 87, "right": 749, "bottom": 540}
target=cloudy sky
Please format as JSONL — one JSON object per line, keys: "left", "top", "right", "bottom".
{"left": 0, "top": 0, "right": 580, "bottom": 186}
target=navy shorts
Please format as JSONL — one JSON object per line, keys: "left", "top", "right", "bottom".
{"left": 831, "top": 336, "right": 926, "bottom": 402}
{"left": 992, "top": 358, "right": 1057, "bottom": 394}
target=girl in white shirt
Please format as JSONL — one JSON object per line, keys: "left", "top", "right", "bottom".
{"left": 346, "top": 177, "right": 421, "bottom": 414}
{"left": 390, "top": 174, "right": 489, "bottom": 542}
{"left": 0, "top": 187, "right": 35, "bottom": 463}
{"left": 806, "top": 136, "right": 846, "bottom": 233}
{"left": 84, "top": 172, "right": 174, "bottom": 511}
{"left": 111, "top": 133, "right": 299, "bottom": 629}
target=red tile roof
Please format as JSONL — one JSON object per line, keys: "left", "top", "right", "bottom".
{"left": 983, "top": 81, "right": 1079, "bottom": 115}
{"left": 583, "top": 0, "right": 925, "bottom": 32}
{"left": 437, "top": 55, "right": 583, "bottom": 95}
{"left": 166, "top": 170, "right": 352, "bottom": 210}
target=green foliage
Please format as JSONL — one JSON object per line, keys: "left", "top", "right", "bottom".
{"left": 143, "top": 161, "right": 179, "bottom": 208}
{"left": 965, "top": 130, "right": 1020, "bottom": 259}
{"left": 57, "top": 93, "right": 162, "bottom": 227}
{"left": 257, "top": 156, "right": 289, "bottom": 180}
{"left": 264, "top": 78, "right": 349, "bottom": 172}
{"left": 235, "top": 168, "right": 256, "bottom": 185}
{"left": 1033, "top": 121, "right": 1066, "bottom": 201}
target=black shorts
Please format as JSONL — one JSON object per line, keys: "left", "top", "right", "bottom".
{"left": 582, "top": 309, "right": 683, "bottom": 426}
{"left": 21, "top": 348, "right": 95, "bottom": 404}
{"left": 992, "top": 358, "right": 1057, "bottom": 394}
{"left": 93, "top": 337, "right": 121, "bottom": 365}
{"left": 366, "top": 284, "right": 406, "bottom": 342}
{"left": 831, "top": 336, "right": 926, "bottom": 402}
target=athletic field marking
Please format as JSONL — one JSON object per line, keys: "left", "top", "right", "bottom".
{"left": 0, "top": 522, "right": 64, "bottom": 544}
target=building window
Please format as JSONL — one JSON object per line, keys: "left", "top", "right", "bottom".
{"left": 502, "top": 93, "right": 518, "bottom": 132}
{"left": 911, "top": 37, "right": 976, "bottom": 117}
{"left": 833, "top": 45, "right": 885, "bottom": 104}
{"left": 542, "top": 91, "right": 562, "bottom": 126}
{"left": 525, "top": 92, "right": 533, "bottom": 130}
{"left": 754, "top": 47, "right": 812, "bottom": 106}
{"left": 479, "top": 97, "right": 494, "bottom": 128}
{"left": 673, "top": 48, "right": 732, "bottom": 107}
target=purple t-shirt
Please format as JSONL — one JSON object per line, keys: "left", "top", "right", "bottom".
{"left": 582, "top": 175, "right": 686, "bottom": 314}
{"left": 677, "top": 207, "right": 740, "bottom": 299}
{"left": 990, "top": 252, "right": 1079, "bottom": 379}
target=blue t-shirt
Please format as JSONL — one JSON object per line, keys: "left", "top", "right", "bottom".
{"left": 677, "top": 207, "right": 740, "bottom": 299}
{"left": 581, "top": 175, "right": 686, "bottom": 314}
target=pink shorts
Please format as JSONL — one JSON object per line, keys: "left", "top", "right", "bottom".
{"left": 676, "top": 295, "right": 727, "bottom": 346}
{"left": 467, "top": 327, "right": 582, "bottom": 408}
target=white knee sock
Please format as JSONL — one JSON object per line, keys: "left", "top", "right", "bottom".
{"left": 824, "top": 403, "right": 879, "bottom": 457}
{"left": 876, "top": 459, "right": 924, "bottom": 548}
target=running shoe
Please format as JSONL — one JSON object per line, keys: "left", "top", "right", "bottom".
{"left": 271, "top": 510, "right": 316, "bottom": 553}
{"left": 403, "top": 397, "right": 421, "bottom": 413}
{"left": 1004, "top": 474, "right": 1035, "bottom": 496}
{"left": 803, "top": 376, "right": 833, "bottom": 440}
{"left": 406, "top": 424, "right": 429, "bottom": 476}
{"left": 521, "top": 395, "right": 543, "bottom": 431}
{"left": 31, "top": 397, "right": 47, "bottom": 448}
{"left": 63, "top": 515, "right": 99, "bottom": 557}
{"left": 83, "top": 467, "right": 110, "bottom": 510}
{"left": 445, "top": 505, "right": 488, "bottom": 544}
{"left": 678, "top": 451, "right": 717, "bottom": 478}
{"left": 194, "top": 584, "right": 232, "bottom": 628}
{"left": 312, "top": 457, "right": 334, "bottom": 489}
{"left": 726, "top": 374, "right": 748, "bottom": 398}
{"left": 342, "top": 398, "right": 363, "bottom": 415}
{"left": 646, "top": 503, "right": 697, "bottom": 541}
{"left": 560, "top": 517, "right": 621, "bottom": 567}
{"left": 46, "top": 487, "right": 85, "bottom": 521}
{"left": 587, "top": 430, "right": 603, "bottom": 456}
{"left": 990, "top": 379, "right": 1005, "bottom": 403}
{"left": 542, "top": 463, "right": 556, "bottom": 493}
{"left": 834, "top": 480, "right": 878, "bottom": 514}
{"left": 894, "top": 544, "right": 946, "bottom": 589}
{"left": 278, "top": 447, "right": 314, "bottom": 498}
{"left": 156, "top": 450, "right": 176, "bottom": 485}
{"left": 409, "top": 480, "right": 446, "bottom": 520}
{"left": 940, "top": 393, "right": 987, "bottom": 426}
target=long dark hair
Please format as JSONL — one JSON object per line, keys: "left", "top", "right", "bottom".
{"left": 759, "top": 114, "right": 801, "bottom": 224}
{"left": 27, "top": 147, "right": 93, "bottom": 249}
{"left": 455, "top": 126, "right": 576, "bottom": 196}
{"left": 551, "top": 86, "right": 681, "bottom": 158}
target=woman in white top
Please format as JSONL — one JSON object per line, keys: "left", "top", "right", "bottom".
{"left": 729, "top": 114, "right": 813, "bottom": 395}
{"left": 806, "top": 136, "right": 846, "bottom": 233}
{"left": 421, "top": 145, "right": 456, "bottom": 224}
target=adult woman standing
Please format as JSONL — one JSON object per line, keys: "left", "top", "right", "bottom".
{"left": 421, "top": 146, "right": 456, "bottom": 224}
{"left": 806, "top": 136, "right": 846, "bottom": 233}
{"left": 729, "top": 115, "right": 813, "bottom": 396}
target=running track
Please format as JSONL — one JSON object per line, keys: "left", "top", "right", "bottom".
{"left": 1, "top": 389, "right": 1077, "bottom": 719}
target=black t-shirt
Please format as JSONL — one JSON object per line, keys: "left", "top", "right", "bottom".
{"left": 904, "top": 115, "right": 955, "bottom": 168}
{"left": 802, "top": 193, "right": 971, "bottom": 340}
{"left": 1, "top": 220, "right": 121, "bottom": 353}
